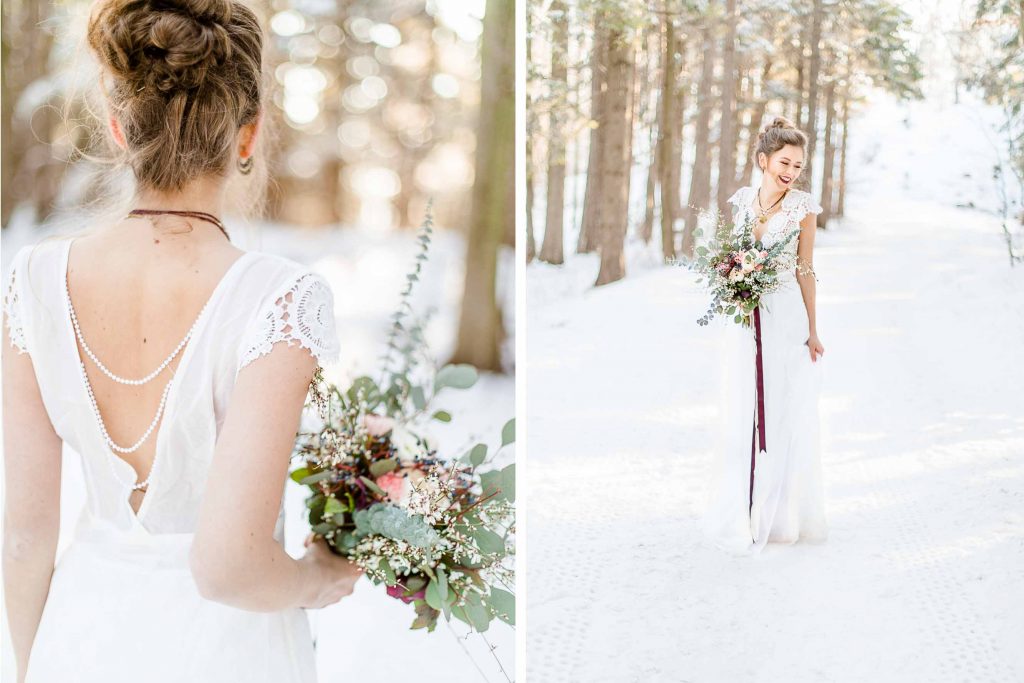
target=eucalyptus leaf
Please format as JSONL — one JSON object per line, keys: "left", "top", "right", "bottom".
{"left": 424, "top": 580, "right": 443, "bottom": 610}
{"left": 299, "top": 470, "right": 333, "bottom": 486}
{"left": 463, "top": 591, "right": 491, "bottom": 632}
{"left": 480, "top": 470, "right": 503, "bottom": 500}
{"left": 433, "top": 364, "right": 478, "bottom": 393}
{"left": 501, "top": 463, "right": 516, "bottom": 503}
{"left": 404, "top": 576, "right": 427, "bottom": 592}
{"left": 466, "top": 443, "right": 487, "bottom": 467}
{"left": 486, "top": 587, "right": 515, "bottom": 626}
{"left": 473, "top": 528, "right": 506, "bottom": 556}
{"left": 431, "top": 410, "right": 452, "bottom": 423}
{"left": 436, "top": 565, "right": 448, "bottom": 602}
{"left": 289, "top": 467, "right": 310, "bottom": 483}
{"left": 359, "top": 476, "right": 387, "bottom": 498}
{"left": 368, "top": 459, "right": 398, "bottom": 477}
{"left": 323, "top": 497, "right": 345, "bottom": 517}
{"left": 378, "top": 558, "right": 397, "bottom": 586}
{"left": 347, "top": 376, "right": 381, "bottom": 406}
{"left": 411, "top": 613, "right": 433, "bottom": 630}
{"left": 450, "top": 603, "right": 472, "bottom": 628}
{"left": 501, "top": 418, "right": 515, "bottom": 446}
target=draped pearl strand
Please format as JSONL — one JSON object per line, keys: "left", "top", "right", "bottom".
{"left": 69, "top": 294, "right": 206, "bottom": 386}
{"left": 64, "top": 278, "right": 202, "bottom": 491}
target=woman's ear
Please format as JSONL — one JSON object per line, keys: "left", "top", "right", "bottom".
{"left": 109, "top": 115, "right": 127, "bottom": 150}
{"left": 238, "top": 109, "right": 263, "bottom": 159}
{"left": 758, "top": 152, "right": 766, "bottom": 172}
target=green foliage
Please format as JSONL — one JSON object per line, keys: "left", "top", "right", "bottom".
{"left": 353, "top": 503, "right": 442, "bottom": 549}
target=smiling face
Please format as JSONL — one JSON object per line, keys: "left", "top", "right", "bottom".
{"left": 759, "top": 144, "right": 805, "bottom": 191}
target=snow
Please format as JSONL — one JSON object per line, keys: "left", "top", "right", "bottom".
{"left": 0, "top": 222, "right": 515, "bottom": 682}
{"left": 526, "top": 91, "right": 1023, "bottom": 681}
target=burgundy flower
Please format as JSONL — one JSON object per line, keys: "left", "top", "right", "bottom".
{"left": 386, "top": 583, "right": 425, "bottom": 604}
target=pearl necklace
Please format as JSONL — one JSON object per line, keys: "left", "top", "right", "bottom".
{"left": 68, "top": 294, "right": 206, "bottom": 385}
{"left": 78, "top": 359, "right": 172, "bottom": 490}
{"left": 64, "top": 278, "right": 203, "bottom": 491}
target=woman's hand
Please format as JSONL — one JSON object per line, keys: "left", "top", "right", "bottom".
{"left": 298, "top": 534, "right": 365, "bottom": 609}
{"left": 806, "top": 332, "right": 825, "bottom": 363}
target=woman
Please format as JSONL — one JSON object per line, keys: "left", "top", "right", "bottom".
{"left": 2, "top": 0, "right": 362, "bottom": 680}
{"left": 700, "top": 116, "right": 829, "bottom": 555}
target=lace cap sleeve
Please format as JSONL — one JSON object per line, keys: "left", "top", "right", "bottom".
{"left": 786, "top": 189, "right": 823, "bottom": 220}
{"left": 3, "top": 246, "right": 30, "bottom": 355}
{"left": 726, "top": 186, "right": 748, "bottom": 208}
{"left": 237, "top": 269, "right": 340, "bottom": 373}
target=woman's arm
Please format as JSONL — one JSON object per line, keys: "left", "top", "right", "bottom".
{"left": 2, "top": 317, "right": 63, "bottom": 682}
{"left": 796, "top": 211, "right": 824, "bottom": 362}
{"left": 190, "top": 341, "right": 362, "bottom": 612}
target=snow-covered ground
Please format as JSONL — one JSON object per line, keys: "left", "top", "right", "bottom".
{"left": 525, "top": 93, "right": 1024, "bottom": 682}
{"left": 0, "top": 223, "right": 515, "bottom": 682}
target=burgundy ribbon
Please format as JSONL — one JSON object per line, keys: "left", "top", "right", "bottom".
{"left": 749, "top": 306, "right": 767, "bottom": 519}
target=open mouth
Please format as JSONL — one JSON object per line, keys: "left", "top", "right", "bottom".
{"left": 779, "top": 175, "right": 792, "bottom": 184}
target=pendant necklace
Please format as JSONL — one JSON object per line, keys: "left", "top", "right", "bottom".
{"left": 755, "top": 188, "right": 788, "bottom": 224}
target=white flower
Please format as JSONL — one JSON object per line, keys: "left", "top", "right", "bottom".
{"left": 391, "top": 424, "right": 427, "bottom": 462}
{"left": 741, "top": 251, "right": 757, "bottom": 273}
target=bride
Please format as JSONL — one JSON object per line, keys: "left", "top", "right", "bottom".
{"left": 700, "top": 116, "right": 829, "bottom": 555}
{"left": 2, "top": 0, "right": 362, "bottom": 680}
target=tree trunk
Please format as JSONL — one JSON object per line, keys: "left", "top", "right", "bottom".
{"left": 578, "top": 20, "right": 607, "bottom": 254}
{"left": 716, "top": 0, "right": 738, "bottom": 218}
{"left": 527, "top": 133, "right": 537, "bottom": 262}
{"left": 682, "top": 20, "right": 716, "bottom": 258}
{"left": 449, "top": 0, "right": 513, "bottom": 371}
{"left": 659, "top": 17, "right": 683, "bottom": 261}
{"left": 594, "top": 26, "right": 634, "bottom": 286}
{"left": 539, "top": 0, "right": 568, "bottom": 264}
{"left": 837, "top": 90, "right": 849, "bottom": 218}
{"left": 741, "top": 58, "right": 772, "bottom": 185}
{"left": 817, "top": 79, "right": 836, "bottom": 228}
{"left": 804, "top": 0, "right": 824, "bottom": 191}
{"left": 642, "top": 119, "right": 660, "bottom": 244}
{"left": 795, "top": 21, "right": 807, "bottom": 129}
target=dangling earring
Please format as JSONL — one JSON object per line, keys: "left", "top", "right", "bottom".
{"left": 238, "top": 155, "right": 253, "bottom": 175}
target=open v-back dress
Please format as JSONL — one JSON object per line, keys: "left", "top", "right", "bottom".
{"left": 3, "top": 234, "right": 340, "bottom": 682}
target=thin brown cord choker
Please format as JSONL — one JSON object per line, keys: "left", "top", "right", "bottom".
{"left": 127, "top": 209, "right": 230, "bottom": 241}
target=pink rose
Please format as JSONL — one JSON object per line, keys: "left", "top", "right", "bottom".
{"left": 362, "top": 414, "right": 395, "bottom": 437}
{"left": 375, "top": 471, "right": 407, "bottom": 503}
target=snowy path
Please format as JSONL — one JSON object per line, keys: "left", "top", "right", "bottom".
{"left": 525, "top": 190, "right": 1023, "bottom": 681}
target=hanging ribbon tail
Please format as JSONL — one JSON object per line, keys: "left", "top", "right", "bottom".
{"left": 749, "top": 306, "right": 767, "bottom": 536}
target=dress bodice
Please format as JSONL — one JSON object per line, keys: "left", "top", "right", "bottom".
{"left": 2, "top": 236, "right": 340, "bottom": 537}
{"left": 726, "top": 185, "right": 823, "bottom": 261}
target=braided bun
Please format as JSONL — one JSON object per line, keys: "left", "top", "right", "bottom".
{"left": 86, "top": 0, "right": 264, "bottom": 191}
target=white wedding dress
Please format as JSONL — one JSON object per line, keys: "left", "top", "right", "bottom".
{"left": 700, "top": 186, "right": 829, "bottom": 555}
{"left": 3, "top": 235, "right": 340, "bottom": 682}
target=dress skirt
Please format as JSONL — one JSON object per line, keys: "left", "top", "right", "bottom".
{"left": 700, "top": 275, "right": 829, "bottom": 555}
{"left": 24, "top": 510, "right": 318, "bottom": 682}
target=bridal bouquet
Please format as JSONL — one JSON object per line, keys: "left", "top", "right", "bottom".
{"left": 690, "top": 214, "right": 800, "bottom": 327}
{"left": 291, "top": 209, "right": 515, "bottom": 634}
